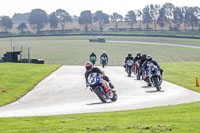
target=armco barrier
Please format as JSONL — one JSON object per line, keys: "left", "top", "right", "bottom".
{"left": 1, "top": 33, "right": 200, "bottom": 39}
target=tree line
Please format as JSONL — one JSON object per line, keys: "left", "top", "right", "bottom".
{"left": 0, "top": 3, "right": 200, "bottom": 33}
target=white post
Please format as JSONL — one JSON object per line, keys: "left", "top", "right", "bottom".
{"left": 28, "top": 47, "right": 30, "bottom": 63}
{"left": 20, "top": 46, "right": 23, "bottom": 63}
{"left": 13, "top": 46, "right": 15, "bottom": 51}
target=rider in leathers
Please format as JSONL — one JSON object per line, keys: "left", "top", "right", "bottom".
{"left": 100, "top": 51, "right": 108, "bottom": 64}
{"left": 142, "top": 55, "right": 163, "bottom": 75}
{"left": 142, "top": 55, "right": 163, "bottom": 85}
{"left": 125, "top": 52, "right": 134, "bottom": 63}
{"left": 134, "top": 51, "right": 141, "bottom": 63}
{"left": 85, "top": 61, "right": 114, "bottom": 89}
{"left": 89, "top": 52, "right": 97, "bottom": 65}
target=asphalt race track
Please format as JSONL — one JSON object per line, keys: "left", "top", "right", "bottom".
{"left": 0, "top": 66, "right": 200, "bottom": 117}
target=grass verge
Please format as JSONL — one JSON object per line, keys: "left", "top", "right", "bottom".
{"left": 0, "top": 62, "right": 200, "bottom": 132}
{"left": 161, "top": 62, "right": 200, "bottom": 93}
{"left": 0, "top": 63, "right": 61, "bottom": 107}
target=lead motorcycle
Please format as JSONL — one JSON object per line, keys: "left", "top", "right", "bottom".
{"left": 144, "top": 63, "right": 162, "bottom": 91}
{"left": 100, "top": 57, "right": 108, "bottom": 68}
{"left": 126, "top": 59, "right": 134, "bottom": 77}
{"left": 87, "top": 73, "right": 117, "bottom": 103}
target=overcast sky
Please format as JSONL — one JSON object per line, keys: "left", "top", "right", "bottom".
{"left": 1, "top": 0, "right": 200, "bottom": 17}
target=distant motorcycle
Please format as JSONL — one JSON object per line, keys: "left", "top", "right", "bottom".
{"left": 87, "top": 73, "right": 117, "bottom": 103}
{"left": 126, "top": 59, "right": 134, "bottom": 77}
{"left": 134, "top": 60, "right": 142, "bottom": 80}
{"left": 144, "top": 63, "right": 162, "bottom": 91}
{"left": 100, "top": 57, "right": 108, "bottom": 68}
{"left": 90, "top": 56, "right": 96, "bottom": 65}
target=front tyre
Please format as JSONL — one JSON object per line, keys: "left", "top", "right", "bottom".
{"left": 128, "top": 67, "right": 132, "bottom": 77}
{"left": 152, "top": 76, "right": 160, "bottom": 91}
{"left": 136, "top": 69, "right": 140, "bottom": 80}
{"left": 102, "top": 62, "right": 105, "bottom": 68}
{"left": 95, "top": 86, "right": 107, "bottom": 103}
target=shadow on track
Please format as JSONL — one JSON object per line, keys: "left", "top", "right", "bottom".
{"left": 145, "top": 90, "right": 165, "bottom": 93}
{"left": 86, "top": 101, "right": 112, "bottom": 105}
{"left": 141, "top": 86, "right": 153, "bottom": 88}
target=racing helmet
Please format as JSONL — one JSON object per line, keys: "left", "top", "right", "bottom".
{"left": 146, "top": 55, "right": 152, "bottom": 62}
{"left": 128, "top": 52, "right": 132, "bottom": 57}
{"left": 137, "top": 51, "right": 141, "bottom": 57}
{"left": 141, "top": 53, "right": 147, "bottom": 59}
{"left": 85, "top": 61, "right": 93, "bottom": 71}
{"left": 102, "top": 51, "right": 106, "bottom": 54}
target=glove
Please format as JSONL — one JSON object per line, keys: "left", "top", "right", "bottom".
{"left": 86, "top": 82, "right": 90, "bottom": 87}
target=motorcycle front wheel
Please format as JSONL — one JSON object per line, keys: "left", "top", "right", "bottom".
{"left": 152, "top": 76, "right": 161, "bottom": 91}
{"left": 95, "top": 86, "right": 107, "bottom": 103}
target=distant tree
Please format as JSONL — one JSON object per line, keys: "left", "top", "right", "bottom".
{"left": 185, "top": 7, "right": 198, "bottom": 31}
{"left": 28, "top": 9, "right": 48, "bottom": 33}
{"left": 173, "top": 7, "right": 184, "bottom": 30}
{"left": 157, "top": 7, "right": 167, "bottom": 31}
{"left": 0, "top": 16, "right": 13, "bottom": 32}
{"left": 17, "top": 22, "right": 27, "bottom": 33}
{"left": 56, "top": 9, "right": 71, "bottom": 31}
{"left": 182, "top": 6, "right": 189, "bottom": 31}
{"left": 110, "top": 12, "right": 123, "bottom": 31}
{"left": 93, "top": 11, "right": 109, "bottom": 32}
{"left": 142, "top": 5, "right": 153, "bottom": 31}
{"left": 125, "top": 10, "right": 137, "bottom": 31}
{"left": 136, "top": 10, "right": 143, "bottom": 30}
{"left": 49, "top": 12, "right": 58, "bottom": 31}
{"left": 78, "top": 10, "right": 92, "bottom": 32}
{"left": 150, "top": 4, "right": 160, "bottom": 31}
{"left": 12, "top": 13, "right": 29, "bottom": 23}
{"left": 163, "top": 3, "right": 175, "bottom": 30}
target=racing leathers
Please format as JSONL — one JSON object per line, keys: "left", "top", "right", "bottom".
{"left": 142, "top": 60, "right": 163, "bottom": 76}
{"left": 85, "top": 67, "right": 114, "bottom": 89}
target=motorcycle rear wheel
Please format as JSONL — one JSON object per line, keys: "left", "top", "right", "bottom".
{"left": 110, "top": 91, "right": 118, "bottom": 102}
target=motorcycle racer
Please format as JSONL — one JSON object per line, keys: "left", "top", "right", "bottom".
{"left": 85, "top": 61, "right": 114, "bottom": 89}
{"left": 142, "top": 55, "right": 163, "bottom": 75}
{"left": 100, "top": 51, "right": 108, "bottom": 62}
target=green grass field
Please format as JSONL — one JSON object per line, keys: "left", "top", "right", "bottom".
{"left": 0, "top": 62, "right": 199, "bottom": 133}
{"left": 0, "top": 36, "right": 200, "bottom": 65}
{"left": 0, "top": 63, "right": 60, "bottom": 107}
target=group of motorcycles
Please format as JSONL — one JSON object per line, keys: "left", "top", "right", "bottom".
{"left": 88, "top": 56, "right": 117, "bottom": 103}
{"left": 125, "top": 59, "right": 162, "bottom": 91}
{"left": 86, "top": 55, "right": 163, "bottom": 103}
{"left": 90, "top": 56, "right": 108, "bottom": 68}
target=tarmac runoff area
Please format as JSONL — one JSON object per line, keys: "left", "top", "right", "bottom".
{"left": 0, "top": 66, "right": 200, "bottom": 117}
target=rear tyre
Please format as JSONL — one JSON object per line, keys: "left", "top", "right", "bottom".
{"left": 110, "top": 91, "right": 118, "bottom": 102}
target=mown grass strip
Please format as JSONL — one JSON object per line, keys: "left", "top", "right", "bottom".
{"left": 0, "top": 63, "right": 61, "bottom": 107}
{"left": 0, "top": 62, "right": 200, "bottom": 133}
